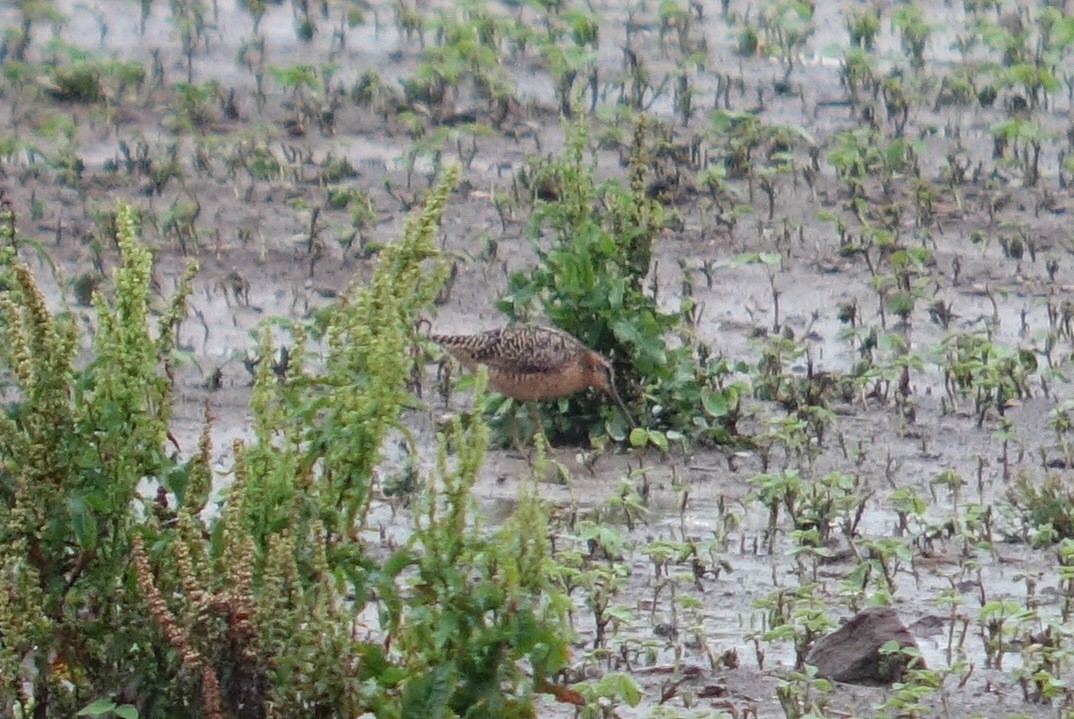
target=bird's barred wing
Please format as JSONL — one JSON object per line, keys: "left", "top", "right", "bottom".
{"left": 433, "top": 325, "right": 590, "bottom": 373}
{"left": 470, "top": 326, "right": 587, "bottom": 374}
{"left": 485, "top": 324, "right": 588, "bottom": 369}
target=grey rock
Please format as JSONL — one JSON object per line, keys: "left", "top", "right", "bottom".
{"left": 806, "top": 606, "right": 924, "bottom": 685}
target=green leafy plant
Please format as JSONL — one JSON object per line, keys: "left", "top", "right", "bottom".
{"left": 44, "top": 62, "right": 104, "bottom": 102}
{"left": 753, "top": 583, "right": 835, "bottom": 670}
{"left": 497, "top": 115, "right": 744, "bottom": 445}
{"left": 758, "top": 0, "right": 815, "bottom": 81}
{"left": 990, "top": 116, "right": 1051, "bottom": 186}
{"left": 1004, "top": 471, "right": 1074, "bottom": 544}
{"left": 932, "top": 333, "right": 1037, "bottom": 428}
{"left": 874, "top": 643, "right": 941, "bottom": 718}
{"left": 400, "top": 5, "right": 513, "bottom": 120}
{"left": 776, "top": 663, "right": 832, "bottom": 719}
{"left": 1, "top": 170, "right": 579, "bottom": 719}
{"left": 846, "top": 5, "right": 880, "bottom": 51}
{"left": 0, "top": 201, "right": 196, "bottom": 718}
{"left": 891, "top": 4, "right": 932, "bottom": 71}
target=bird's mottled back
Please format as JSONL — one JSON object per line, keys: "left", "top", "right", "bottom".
{"left": 431, "top": 325, "right": 590, "bottom": 374}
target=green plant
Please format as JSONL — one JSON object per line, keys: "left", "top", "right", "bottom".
{"left": 2, "top": 170, "right": 578, "bottom": 719}
{"left": 990, "top": 117, "right": 1051, "bottom": 186}
{"left": 169, "top": 81, "right": 219, "bottom": 130}
{"left": 1014, "top": 622, "right": 1074, "bottom": 704}
{"left": 892, "top": 4, "right": 932, "bottom": 70}
{"left": 3, "top": 0, "right": 65, "bottom": 63}
{"left": 846, "top": 5, "right": 880, "bottom": 51}
{"left": 230, "top": 140, "right": 282, "bottom": 182}
{"left": 658, "top": 0, "right": 690, "bottom": 52}
{"left": 238, "top": 0, "right": 267, "bottom": 32}
{"left": 932, "top": 333, "right": 1036, "bottom": 428}
{"left": 753, "top": 583, "right": 835, "bottom": 670}
{"left": 758, "top": 0, "right": 815, "bottom": 81}
{"left": 776, "top": 663, "right": 832, "bottom": 719}
{"left": 0, "top": 201, "right": 196, "bottom": 718}
{"left": 498, "top": 115, "right": 744, "bottom": 445}
{"left": 1059, "top": 538, "right": 1074, "bottom": 623}
{"left": 541, "top": 38, "right": 596, "bottom": 118}
{"left": 574, "top": 672, "right": 642, "bottom": 719}
{"left": 875, "top": 643, "right": 941, "bottom": 718}
{"left": 400, "top": 5, "right": 513, "bottom": 119}
{"left": 853, "top": 535, "right": 910, "bottom": 599}
{"left": 1004, "top": 471, "right": 1074, "bottom": 544}
{"left": 978, "top": 599, "right": 1032, "bottom": 670}
{"left": 169, "top": 0, "right": 209, "bottom": 82}
{"left": 534, "top": 5, "right": 599, "bottom": 117}
{"left": 44, "top": 61, "right": 104, "bottom": 102}
{"left": 707, "top": 110, "right": 813, "bottom": 186}
{"left": 839, "top": 47, "right": 879, "bottom": 106}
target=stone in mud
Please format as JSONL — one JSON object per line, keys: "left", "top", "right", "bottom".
{"left": 805, "top": 606, "right": 924, "bottom": 685}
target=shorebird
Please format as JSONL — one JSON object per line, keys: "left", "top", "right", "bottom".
{"left": 430, "top": 324, "right": 635, "bottom": 431}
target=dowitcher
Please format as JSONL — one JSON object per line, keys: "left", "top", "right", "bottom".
{"left": 430, "top": 324, "right": 635, "bottom": 429}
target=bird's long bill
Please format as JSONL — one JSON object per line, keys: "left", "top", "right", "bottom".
{"left": 605, "top": 384, "right": 636, "bottom": 429}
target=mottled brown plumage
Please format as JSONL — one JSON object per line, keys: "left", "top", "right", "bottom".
{"left": 431, "top": 324, "right": 635, "bottom": 427}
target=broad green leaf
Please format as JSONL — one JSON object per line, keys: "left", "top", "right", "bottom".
{"left": 591, "top": 672, "right": 643, "bottom": 707}
{"left": 701, "top": 389, "right": 729, "bottom": 417}
{"left": 77, "top": 699, "right": 117, "bottom": 716}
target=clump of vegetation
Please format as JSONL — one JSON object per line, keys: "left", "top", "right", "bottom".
{"left": 1005, "top": 471, "right": 1074, "bottom": 545}
{"left": 498, "top": 116, "right": 745, "bottom": 446}
{"left": 0, "top": 201, "right": 197, "bottom": 718}
{"left": 44, "top": 62, "right": 104, "bottom": 102}
{"left": 0, "top": 173, "right": 575, "bottom": 718}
